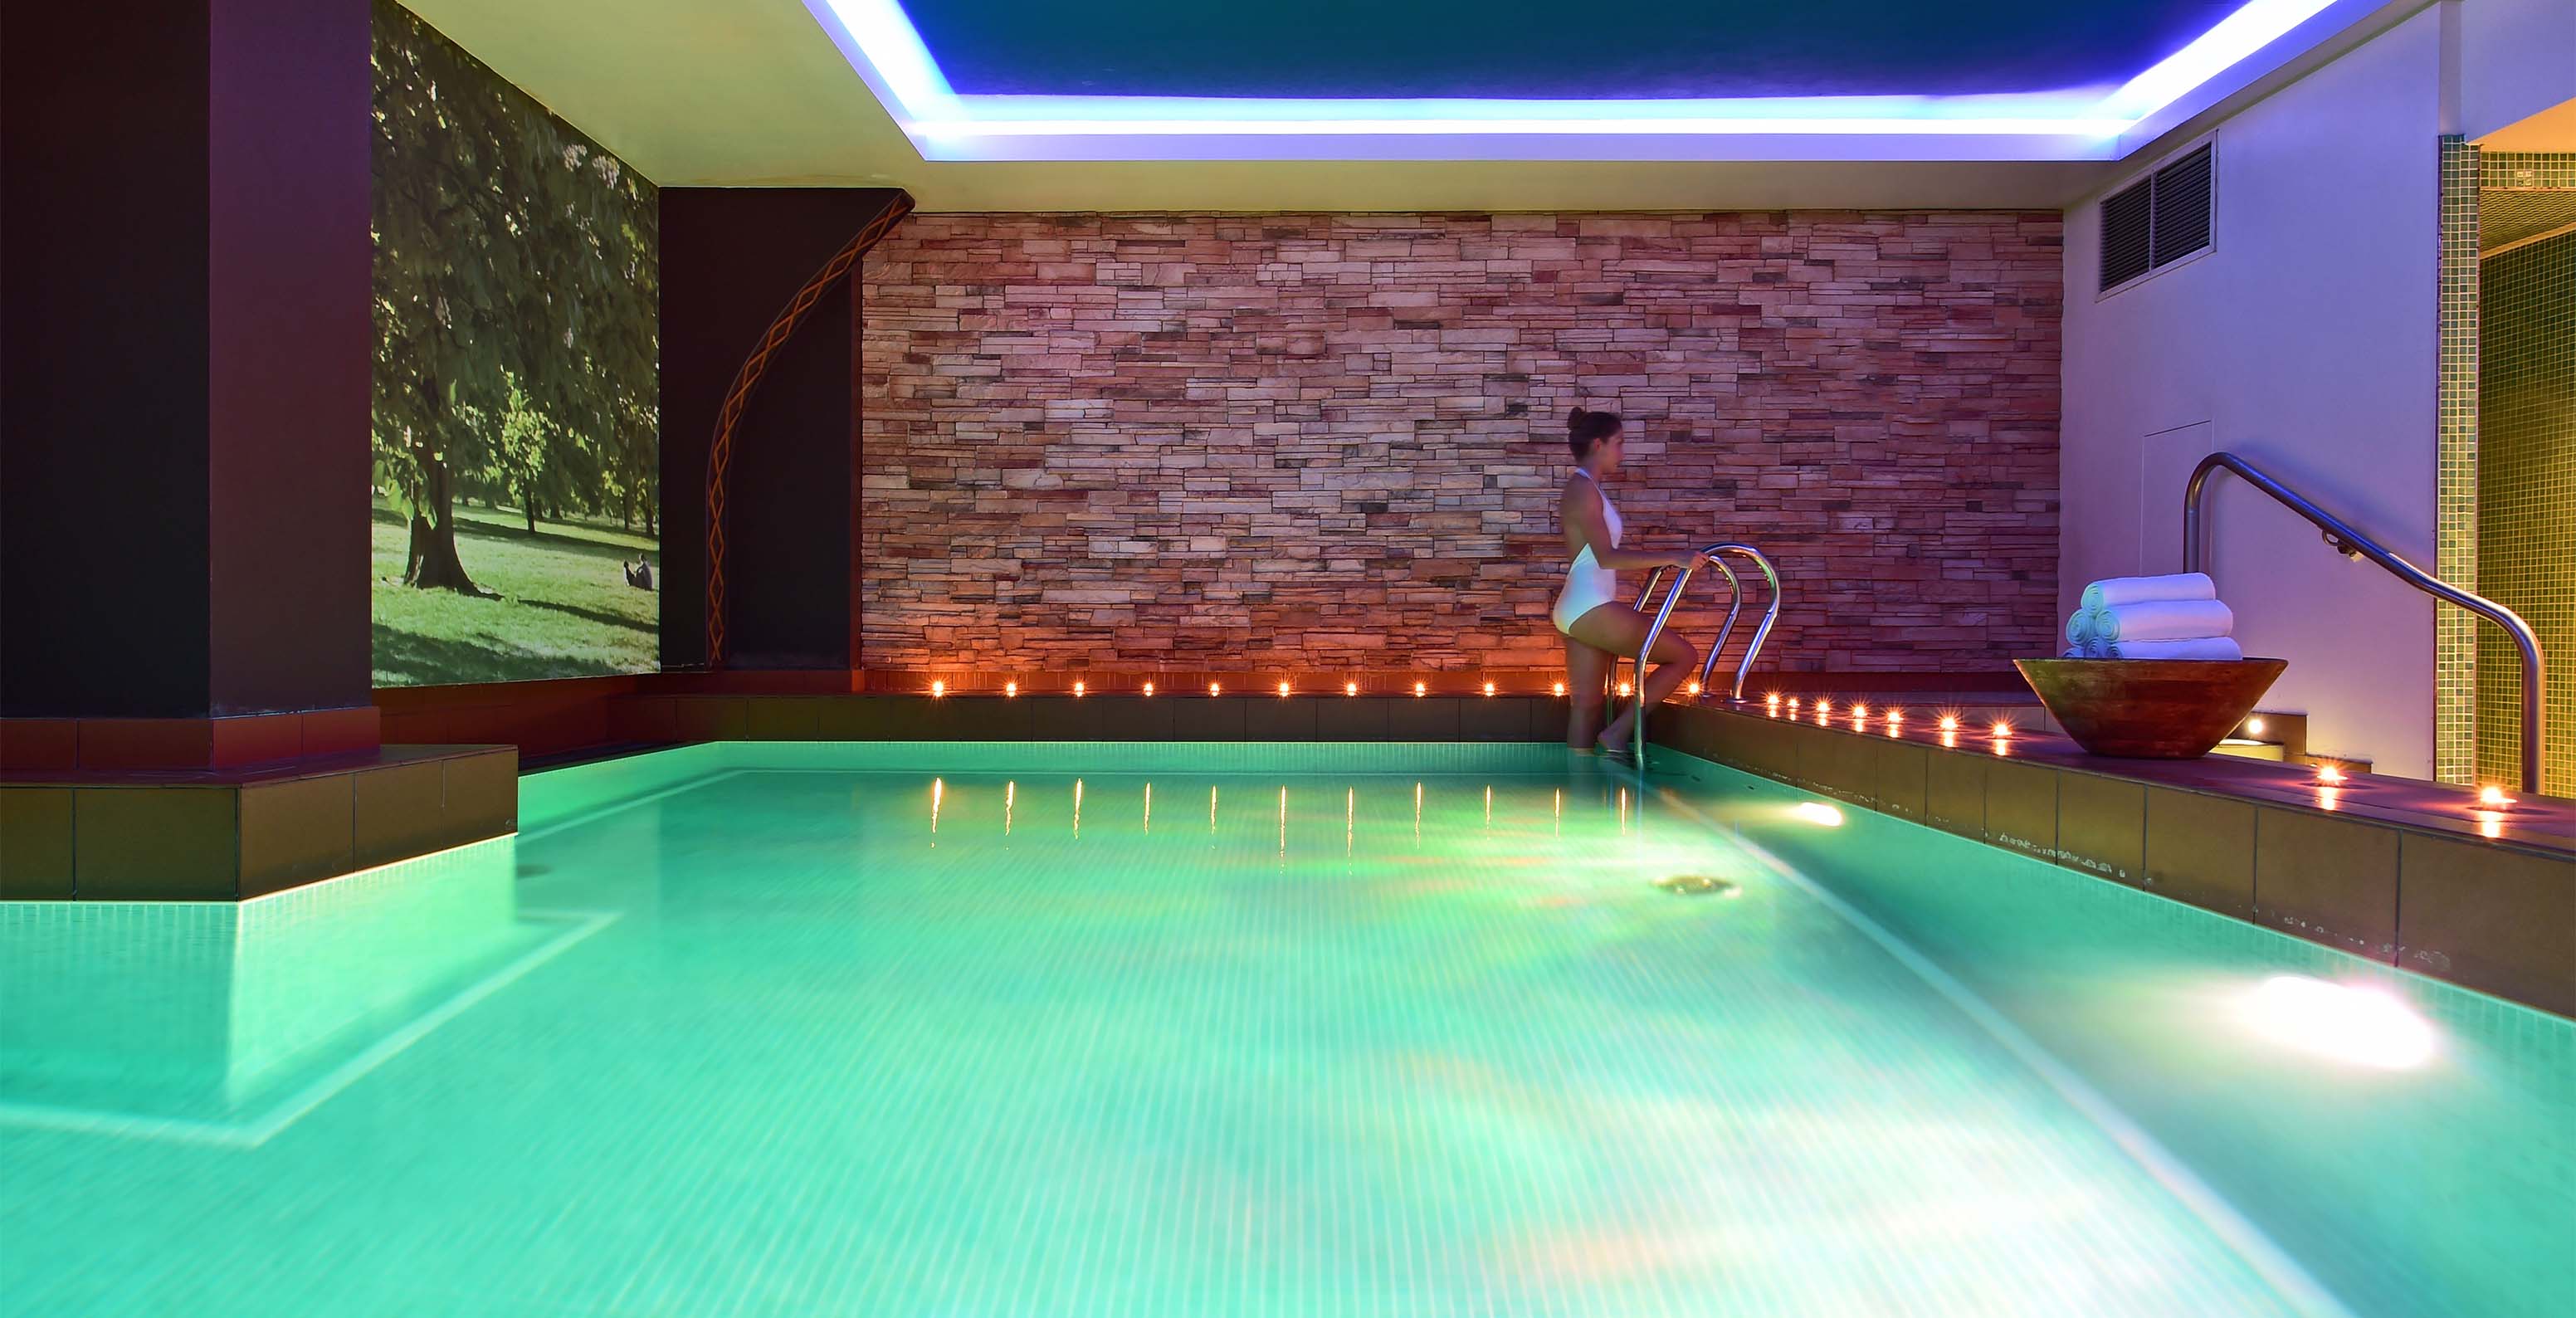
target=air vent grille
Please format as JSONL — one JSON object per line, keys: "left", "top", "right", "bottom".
{"left": 2151, "top": 145, "right": 2215, "bottom": 265}
{"left": 2100, "top": 142, "right": 2215, "bottom": 293}
{"left": 2100, "top": 182, "right": 2154, "bottom": 290}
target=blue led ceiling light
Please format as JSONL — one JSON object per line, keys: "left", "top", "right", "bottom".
{"left": 805, "top": 0, "right": 2350, "bottom": 161}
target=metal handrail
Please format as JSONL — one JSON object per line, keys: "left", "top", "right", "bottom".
{"left": 1629, "top": 566, "right": 1697, "bottom": 763}
{"left": 2183, "top": 451, "right": 2546, "bottom": 794}
{"left": 1704, "top": 544, "right": 1783, "bottom": 700}
{"left": 1623, "top": 541, "right": 1787, "bottom": 764}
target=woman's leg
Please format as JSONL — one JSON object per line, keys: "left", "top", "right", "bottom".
{"left": 1565, "top": 604, "right": 1700, "bottom": 749}
{"left": 1563, "top": 636, "right": 1614, "bottom": 748}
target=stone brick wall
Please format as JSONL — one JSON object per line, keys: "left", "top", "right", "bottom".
{"left": 860, "top": 212, "right": 2061, "bottom": 676}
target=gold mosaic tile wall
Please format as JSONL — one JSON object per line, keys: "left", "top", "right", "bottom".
{"left": 2476, "top": 224, "right": 2575, "bottom": 797}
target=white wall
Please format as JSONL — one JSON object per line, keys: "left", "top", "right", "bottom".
{"left": 2462, "top": 0, "right": 2576, "bottom": 140}
{"left": 2061, "top": 7, "right": 2446, "bottom": 775}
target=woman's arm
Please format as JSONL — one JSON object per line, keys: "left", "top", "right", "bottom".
{"left": 1567, "top": 483, "right": 1707, "bottom": 571}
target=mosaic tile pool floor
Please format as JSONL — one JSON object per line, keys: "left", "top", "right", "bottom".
{"left": 3, "top": 744, "right": 2567, "bottom": 1316}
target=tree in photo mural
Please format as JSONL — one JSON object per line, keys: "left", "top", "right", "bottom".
{"left": 370, "top": 0, "right": 656, "bottom": 597}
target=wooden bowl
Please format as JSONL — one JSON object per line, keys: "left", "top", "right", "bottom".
{"left": 2014, "top": 658, "right": 2288, "bottom": 759}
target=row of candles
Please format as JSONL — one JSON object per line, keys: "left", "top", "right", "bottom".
{"left": 1754, "top": 693, "right": 2520, "bottom": 827}
{"left": 925, "top": 678, "right": 1672, "bottom": 699}
{"left": 913, "top": 676, "right": 2520, "bottom": 827}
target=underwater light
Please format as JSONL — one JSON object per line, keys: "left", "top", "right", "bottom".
{"left": 929, "top": 679, "right": 945, "bottom": 698}
{"left": 1414, "top": 681, "right": 1427, "bottom": 697}
{"left": 1990, "top": 720, "right": 2013, "bottom": 738}
{"left": 1279, "top": 680, "right": 1292, "bottom": 697}
{"left": 1209, "top": 681, "right": 1222, "bottom": 696}
{"left": 1938, "top": 714, "right": 1959, "bottom": 732}
{"left": 2314, "top": 764, "right": 2345, "bottom": 786}
{"left": 1789, "top": 802, "right": 1845, "bottom": 827}
{"left": 1071, "top": 680, "right": 1085, "bottom": 697}
{"left": 1142, "top": 681, "right": 1154, "bottom": 696}
{"left": 1483, "top": 681, "right": 1497, "bottom": 696}
{"left": 2476, "top": 785, "right": 2514, "bottom": 808}
{"left": 1686, "top": 680, "right": 1702, "bottom": 696}
{"left": 1004, "top": 680, "right": 1018, "bottom": 697}
{"left": 2240, "top": 974, "right": 2437, "bottom": 1070}
{"left": 1616, "top": 681, "right": 1633, "bottom": 698}
{"left": 1346, "top": 680, "right": 1359, "bottom": 696}
{"left": 1552, "top": 681, "right": 1567, "bottom": 697}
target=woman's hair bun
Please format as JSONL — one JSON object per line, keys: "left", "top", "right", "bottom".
{"left": 1565, "top": 404, "right": 1622, "bottom": 456}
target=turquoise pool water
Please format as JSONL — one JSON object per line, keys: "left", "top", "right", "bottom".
{"left": 2, "top": 743, "right": 2567, "bottom": 1316}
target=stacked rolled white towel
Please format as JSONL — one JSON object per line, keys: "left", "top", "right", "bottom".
{"left": 2061, "top": 573, "right": 2244, "bottom": 661}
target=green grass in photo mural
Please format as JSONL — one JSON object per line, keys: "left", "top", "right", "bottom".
{"left": 370, "top": 0, "right": 659, "bottom": 686}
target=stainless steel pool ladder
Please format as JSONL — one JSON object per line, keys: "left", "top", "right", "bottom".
{"left": 1622, "top": 543, "right": 1784, "bottom": 764}
{"left": 2183, "top": 451, "right": 2546, "bottom": 795}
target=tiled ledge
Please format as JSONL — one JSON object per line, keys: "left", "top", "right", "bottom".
{"left": 0, "top": 745, "right": 517, "bottom": 901}
{"left": 1649, "top": 702, "right": 2574, "bottom": 1018}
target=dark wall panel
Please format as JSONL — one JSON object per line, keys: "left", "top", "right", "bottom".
{"left": 2, "top": 0, "right": 373, "bottom": 720}
{"left": 659, "top": 188, "right": 906, "bottom": 671}
{"left": 208, "top": 0, "right": 373, "bottom": 715}
{"left": 1, "top": 1, "right": 216, "bottom": 716}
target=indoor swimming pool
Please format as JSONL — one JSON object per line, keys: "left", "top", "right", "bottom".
{"left": 3, "top": 743, "right": 2567, "bottom": 1316}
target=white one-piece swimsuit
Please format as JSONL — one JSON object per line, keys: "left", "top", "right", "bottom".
{"left": 1551, "top": 468, "right": 1624, "bottom": 634}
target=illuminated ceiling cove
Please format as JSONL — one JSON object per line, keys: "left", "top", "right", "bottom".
{"left": 803, "top": 0, "right": 2383, "bottom": 162}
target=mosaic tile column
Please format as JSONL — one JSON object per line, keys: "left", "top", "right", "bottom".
{"left": 2434, "top": 136, "right": 2480, "bottom": 785}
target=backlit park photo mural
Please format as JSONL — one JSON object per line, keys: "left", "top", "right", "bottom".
{"left": 370, "top": 0, "right": 659, "bottom": 686}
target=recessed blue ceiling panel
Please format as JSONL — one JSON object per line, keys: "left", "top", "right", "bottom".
{"left": 901, "top": 1, "right": 2241, "bottom": 100}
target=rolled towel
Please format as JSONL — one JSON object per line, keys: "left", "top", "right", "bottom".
{"left": 2094, "top": 598, "right": 2234, "bottom": 642}
{"left": 2065, "top": 609, "right": 2096, "bottom": 645}
{"left": 2081, "top": 572, "right": 2216, "bottom": 611}
{"left": 2098, "top": 637, "right": 2245, "bottom": 661}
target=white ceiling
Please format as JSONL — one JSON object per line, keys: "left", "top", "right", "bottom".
{"left": 393, "top": 0, "right": 2392, "bottom": 211}
{"left": 391, "top": 0, "right": 2113, "bottom": 207}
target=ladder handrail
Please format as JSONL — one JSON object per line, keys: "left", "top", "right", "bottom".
{"left": 1703, "top": 544, "right": 1783, "bottom": 701}
{"left": 2183, "top": 450, "right": 2545, "bottom": 795}
{"left": 1624, "top": 541, "right": 1787, "bottom": 764}
{"left": 1630, "top": 564, "right": 1697, "bottom": 764}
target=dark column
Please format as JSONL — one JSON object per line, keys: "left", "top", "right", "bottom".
{"left": 660, "top": 188, "right": 908, "bottom": 672}
{"left": 2, "top": 0, "right": 373, "bottom": 753}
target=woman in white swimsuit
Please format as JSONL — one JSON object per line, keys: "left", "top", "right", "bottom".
{"left": 1554, "top": 407, "right": 1709, "bottom": 755}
